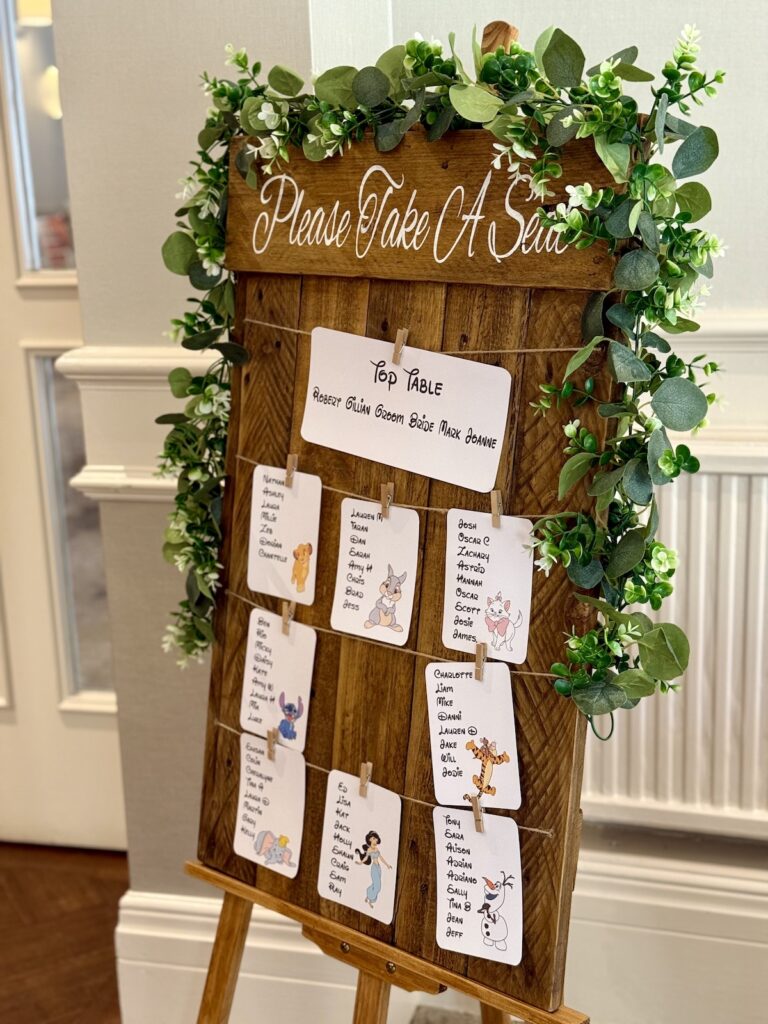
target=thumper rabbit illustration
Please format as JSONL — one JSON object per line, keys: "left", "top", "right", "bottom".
{"left": 364, "top": 564, "right": 407, "bottom": 633}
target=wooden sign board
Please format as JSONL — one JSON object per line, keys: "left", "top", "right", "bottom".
{"left": 198, "top": 130, "right": 612, "bottom": 1015}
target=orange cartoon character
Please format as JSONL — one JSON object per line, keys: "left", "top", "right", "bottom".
{"left": 291, "top": 542, "right": 313, "bottom": 593}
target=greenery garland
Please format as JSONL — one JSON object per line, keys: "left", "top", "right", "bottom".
{"left": 158, "top": 26, "right": 725, "bottom": 724}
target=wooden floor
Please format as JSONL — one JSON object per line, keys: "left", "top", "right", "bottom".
{"left": 0, "top": 843, "right": 128, "bottom": 1024}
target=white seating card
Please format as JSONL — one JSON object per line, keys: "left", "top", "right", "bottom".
{"left": 247, "top": 465, "right": 322, "bottom": 605}
{"left": 234, "top": 732, "right": 306, "bottom": 878}
{"left": 433, "top": 807, "right": 523, "bottom": 964}
{"left": 425, "top": 661, "right": 520, "bottom": 810}
{"left": 240, "top": 607, "right": 316, "bottom": 753}
{"left": 317, "top": 769, "right": 402, "bottom": 924}
{"left": 442, "top": 510, "right": 533, "bottom": 664}
{"left": 301, "top": 327, "right": 512, "bottom": 493}
{"left": 331, "top": 497, "right": 419, "bottom": 647}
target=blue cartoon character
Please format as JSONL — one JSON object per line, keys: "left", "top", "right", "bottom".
{"left": 278, "top": 691, "right": 304, "bottom": 741}
{"left": 355, "top": 830, "right": 392, "bottom": 908}
{"left": 254, "top": 830, "right": 296, "bottom": 868}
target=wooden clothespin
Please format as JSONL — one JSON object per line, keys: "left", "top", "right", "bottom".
{"left": 281, "top": 600, "right": 296, "bottom": 635}
{"left": 285, "top": 453, "right": 298, "bottom": 489}
{"left": 381, "top": 481, "right": 394, "bottom": 519}
{"left": 474, "top": 642, "right": 487, "bottom": 681}
{"left": 267, "top": 728, "right": 278, "bottom": 761}
{"left": 359, "top": 761, "right": 373, "bottom": 798}
{"left": 470, "top": 794, "right": 484, "bottom": 833}
{"left": 491, "top": 490, "right": 503, "bottom": 529}
{"left": 393, "top": 327, "right": 409, "bottom": 365}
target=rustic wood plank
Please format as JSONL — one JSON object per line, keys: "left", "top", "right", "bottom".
{"left": 226, "top": 130, "right": 613, "bottom": 291}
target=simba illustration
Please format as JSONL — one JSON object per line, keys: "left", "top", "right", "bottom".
{"left": 254, "top": 830, "right": 296, "bottom": 868}
{"left": 278, "top": 692, "right": 304, "bottom": 741}
{"left": 484, "top": 592, "right": 524, "bottom": 652}
{"left": 476, "top": 871, "right": 515, "bottom": 951}
{"left": 364, "top": 564, "right": 407, "bottom": 633}
{"left": 291, "top": 542, "right": 313, "bottom": 593}
{"left": 463, "top": 737, "right": 511, "bottom": 801}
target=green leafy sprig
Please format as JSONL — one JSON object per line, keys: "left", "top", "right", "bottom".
{"left": 158, "top": 28, "right": 724, "bottom": 731}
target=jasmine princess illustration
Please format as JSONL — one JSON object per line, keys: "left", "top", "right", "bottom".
{"left": 355, "top": 830, "right": 392, "bottom": 908}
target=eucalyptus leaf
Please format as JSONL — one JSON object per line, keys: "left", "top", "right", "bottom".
{"left": 614, "top": 669, "right": 656, "bottom": 698}
{"left": 563, "top": 335, "right": 603, "bottom": 381}
{"left": 314, "top": 65, "right": 358, "bottom": 108}
{"left": 302, "top": 132, "right": 328, "bottom": 162}
{"left": 628, "top": 610, "right": 654, "bottom": 634}
{"left": 647, "top": 426, "right": 673, "bottom": 485}
{"left": 587, "top": 46, "right": 638, "bottom": 75}
{"left": 614, "top": 249, "right": 660, "bottom": 291}
{"left": 594, "top": 135, "right": 630, "bottom": 182}
{"left": 375, "top": 119, "right": 406, "bottom": 152}
{"left": 155, "top": 412, "right": 188, "bottom": 425}
{"left": 665, "top": 112, "right": 696, "bottom": 138}
{"left": 188, "top": 260, "right": 221, "bottom": 290}
{"left": 645, "top": 498, "right": 660, "bottom": 541}
{"left": 637, "top": 211, "right": 660, "bottom": 252}
{"left": 210, "top": 341, "right": 250, "bottom": 365}
{"left": 352, "top": 66, "right": 391, "bottom": 107}
{"left": 672, "top": 126, "right": 719, "bottom": 178}
{"left": 541, "top": 28, "right": 585, "bottom": 88}
{"left": 605, "top": 199, "right": 635, "bottom": 239}
{"left": 608, "top": 340, "right": 652, "bottom": 383}
{"left": 606, "top": 303, "right": 636, "bottom": 336}
{"left": 588, "top": 464, "right": 625, "bottom": 496}
{"left": 637, "top": 623, "right": 690, "bottom": 680}
{"left": 650, "top": 377, "right": 709, "bottom": 431}
{"left": 567, "top": 559, "right": 604, "bottom": 589}
{"left": 534, "top": 27, "right": 556, "bottom": 71}
{"left": 640, "top": 330, "right": 671, "bottom": 353}
{"left": 375, "top": 44, "right": 406, "bottom": 99}
{"left": 267, "top": 64, "right": 303, "bottom": 97}
{"left": 546, "top": 106, "right": 578, "bottom": 147}
{"left": 448, "top": 83, "right": 503, "bottom": 123}
{"left": 572, "top": 678, "right": 627, "bottom": 717}
{"left": 605, "top": 527, "right": 647, "bottom": 578}
{"left": 558, "top": 451, "right": 596, "bottom": 500}
{"left": 168, "top": 367, "right": 192, "bottom": 399}
{"left": 675, "top": 181, "right": 712, "bottom": 222}
{"left": 161, "top": 231, "right": 197, "bottom": 275}
{"left": 581, "top": 291, "right": 606, "bottom": 342}
{"left": 612, "top": 62, "right": 654, "bottom": 82}
{"left": 623, "top": 457, "right": 653, "bottom": 505}
{"left": 598, "top": 401, "right": 634, "bottom": 419}
{"left": 180, "top": 327, "right": 224, "bottom": 350}
{"left": 426, "top": 103, "right": 455, "bottom": 141}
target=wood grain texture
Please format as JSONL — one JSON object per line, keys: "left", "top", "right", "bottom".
{"left": 226, "top": 129, "right": 613, "bottom": 291}
{"left": 196, "top": 892, "right": 253, "bottom": 1024}
{"left": 199, "top": 132, "right": 609, "bottom": 1018}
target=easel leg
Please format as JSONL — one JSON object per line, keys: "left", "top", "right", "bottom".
{"left": 196, "top": 891, "right": 253, "bottom": 1024}
{"left": 353, "top": 970, "right": 391, "bottom": 1024}
{"left": 480, "top": 1004, "right": 511, "bottom": 1024}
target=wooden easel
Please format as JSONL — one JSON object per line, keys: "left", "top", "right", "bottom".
{"left": 189, "top": 19, "right": 607, "bottom": 1024}
{"left": 186, "top": 860, "right": 589, "bottom": 1024}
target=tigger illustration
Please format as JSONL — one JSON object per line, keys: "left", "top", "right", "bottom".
{"left": 463, "top": 737, "right": 511, "bottom": 801}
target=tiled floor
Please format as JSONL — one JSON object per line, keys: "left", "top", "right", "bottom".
{"left": 0, "top": 843, "right": 128, "bottom": 1023}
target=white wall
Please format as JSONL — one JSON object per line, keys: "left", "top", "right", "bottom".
{"left": 52, "top": 2, "right": 768, "bottom": 1022}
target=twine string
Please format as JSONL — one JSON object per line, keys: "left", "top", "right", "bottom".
{"left": 215, "top": 719, "right": 554, "bottom": 838}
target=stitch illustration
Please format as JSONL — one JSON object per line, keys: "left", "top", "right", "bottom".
{"left": 254, "top": 830, "right": 296, "bottom": 868}
{"left": 476, "top": 871, "right": 515, "bottom": 951}
{"left": 291, "top": 542, "right": 313, "bottom": 593}
{"left": 355, "top": 830, "right": 392, "bottom": 908}
{"left": 364, "top": 564, "right": 407, "bottom": 633}
{"left": 485, "top": 592, "right": 523, "bottom": 652}
{"left": 463, "top": 737, "right": 511, "bottom": 801}
{"left": 278, "top": 692, "right": 304, "bottom": 741}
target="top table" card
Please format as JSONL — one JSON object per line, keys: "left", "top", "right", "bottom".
{"left": 301, "top": 328, "right": 512, "bottom": 493}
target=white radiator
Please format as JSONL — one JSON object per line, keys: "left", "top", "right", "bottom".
{"left": 583, "top": 464, "right": 768, "bottom": 839}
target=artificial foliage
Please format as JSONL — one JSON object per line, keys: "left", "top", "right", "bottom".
{"left": 158, "top": 26, "right": 725, "bottom": 729}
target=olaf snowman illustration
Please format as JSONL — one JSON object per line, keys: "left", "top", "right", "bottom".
{"left": 476, "top": 871, "right": 515, "bottom": 951}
